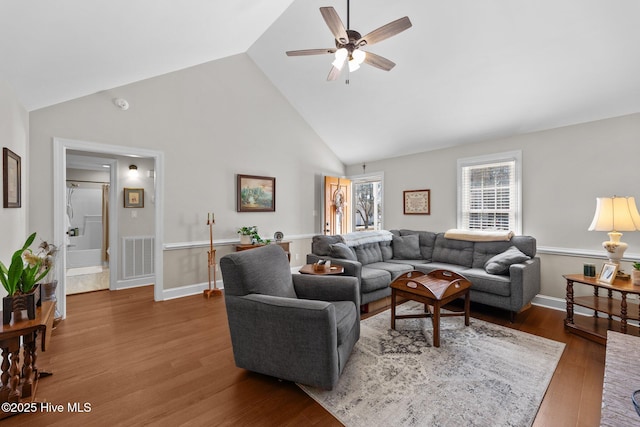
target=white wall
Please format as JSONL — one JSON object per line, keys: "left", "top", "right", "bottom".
{"left": 28, "top": 54, "right": 344, "bottom": 290}
{"left": 346, "top": 113, "right": 640, "bottom": 300}
{"left": 0, "top": 79, "right": 29, "bottom": 298}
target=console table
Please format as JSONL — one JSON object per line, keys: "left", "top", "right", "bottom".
{"left": 563, "top": 274, "right": 640, "bottom": 345}
{"left": 0, "top": 301, "right": 55, "bottom": 418}
{"left": 235, "top": 241, "right": 290, "bottom": 261}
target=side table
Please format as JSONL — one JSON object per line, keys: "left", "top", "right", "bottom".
{"left": 235, "top": 241, "right": 290, "bottom": 261}
{"left": 563, "top": 273, "right": 640, "bottom": 344}
{"left": 0, "top": 301, "right": 55, "bottom": 418}
{"left": 298, "top": 264, "right": 344, "bottom": 275}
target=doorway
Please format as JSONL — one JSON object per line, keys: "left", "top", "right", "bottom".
{"left": 53, "top": 138, "right": 165, "bottom": 318}
{"left": 65, "top": 154, "right": 114, "bottom": 295}
{"left": 324, "top": 176, "right": 352, "bottom": 235}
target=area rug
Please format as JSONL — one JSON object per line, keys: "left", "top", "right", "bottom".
{"left": 299, "top": 301, "right": 565, "bottom": 427}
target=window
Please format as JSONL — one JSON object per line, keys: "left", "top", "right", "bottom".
{"left": 457, "top": 151, "right": 521, "bottom": 234}
{"left": 352, "top": 174, "right": 383, "bottom": 231}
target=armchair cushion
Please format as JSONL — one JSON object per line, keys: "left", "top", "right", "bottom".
{"left": 221, "top": 244, "right": 296, "bottom": 298}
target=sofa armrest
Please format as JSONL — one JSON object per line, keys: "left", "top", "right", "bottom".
{"left": 508, "top": 257, "right": 541, "bottom": 311}
{"left": 306, "top": 254, "right": 362, "bottom": 280}
{"left": 293, "top": 274, "right": 360, "bottom": 308}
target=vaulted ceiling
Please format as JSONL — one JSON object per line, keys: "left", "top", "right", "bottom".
{"left": 2, "top": 1, "right": 639, "bottom": 165}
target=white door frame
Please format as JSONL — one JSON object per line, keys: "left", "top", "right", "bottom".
{"left": 53, "top": 137, "right": 165, "bottom": 318}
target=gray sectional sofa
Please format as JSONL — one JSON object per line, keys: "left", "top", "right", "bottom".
{"left": 306, "top": 229, "right": 540, "bottom": 319}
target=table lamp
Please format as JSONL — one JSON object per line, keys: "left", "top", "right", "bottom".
{"left": 588, "top": 196, "right": 640, "bottom": 264}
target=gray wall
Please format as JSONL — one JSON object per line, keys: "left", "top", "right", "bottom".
{"left": 346, "top": 113, "right": 640, "bottom": 300}
{"left": 0, "top": 78, "right": 29, "bottom": 298}
{"left": 28, "top": 54, "right": 345, "bottom": 290}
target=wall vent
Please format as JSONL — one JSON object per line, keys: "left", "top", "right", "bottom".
{"left": 122, "top": 236, "right": 154, "bottom": 279}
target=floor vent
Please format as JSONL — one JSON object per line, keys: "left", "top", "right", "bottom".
{"left": 122, "top": 236, "right": 154, "bottom": 279}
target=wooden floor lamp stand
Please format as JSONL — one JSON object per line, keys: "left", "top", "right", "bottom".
{"left": 204, "top": 213, "right": 222, "bottom": 299}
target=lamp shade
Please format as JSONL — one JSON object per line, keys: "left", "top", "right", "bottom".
{"left": 588, "top": 196, "right": 640, "bottom": 232}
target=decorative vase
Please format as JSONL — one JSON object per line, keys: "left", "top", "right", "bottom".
{"left": 240, "top": 235, "right": 252, "bottom": 245}
{"left": 2, "top": 284, "right": 40, "bottom": 324}
{"left": 632, "top": 270, "right": 640, "bottom": 286}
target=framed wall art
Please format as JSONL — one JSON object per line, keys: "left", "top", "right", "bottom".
{"left": 124, "top": 188, "right": 144, "bottom": 208}
{"left": 403, "top": 189, "right": 430, "bottom": 215}
{"left": 3, "top": 148, "right": 21, "bottom": 208}
{"left": 237, "top": 174, "right": 275, "bottom": 212}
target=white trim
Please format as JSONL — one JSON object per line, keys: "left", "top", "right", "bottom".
{"left": 162, "top": 233, "right": 315, "bottom": 251}
{"left": 53, "top": 137, "right": 165, "bottom": 318}
{"left": 537, "top": 245, "right": 640, "bottom": 262}
{"left": 114, "top": 278, "right": 154, "bottom": 291}
{"left": 349, "top": 171, "right": 385, "bottom": 232}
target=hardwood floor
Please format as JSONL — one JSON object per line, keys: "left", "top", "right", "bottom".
{"left": 6, "top": 286, "right": 604, "bottom": 426}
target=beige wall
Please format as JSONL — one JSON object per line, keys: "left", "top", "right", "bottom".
{"left": 0, "top": 79, "right": 29, "bottom": 298}
{"left": 346, "top": 113, "right": 640, "bottom": 300}
{"left": 28, "top": 54, "right": 344, "bottom": 290}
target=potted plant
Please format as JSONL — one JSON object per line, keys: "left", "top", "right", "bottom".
{"left": 0, "top": 232, "right": 53, "bottom": 323}
{"left": 237, "top": 226, "right": 263, "bottom": 245}
{"left": 632, "top": 262, "right": 640, "bottom": 286}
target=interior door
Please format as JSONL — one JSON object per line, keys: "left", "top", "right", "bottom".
{"left": 324, "top": 176, "right": 352, "bottom": 235}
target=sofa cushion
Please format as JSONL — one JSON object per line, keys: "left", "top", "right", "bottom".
{"left": 431, "top": 234, "right": 474, "bottom": 267}
{"left": 379, "top": 240, "right": 393, "bottom": 260}
{"left": 312, "top": 235, "right": 345, "bottom": 257}
{"left": 392, "top": 234, "right": 421, "bottom": 259}
{"left": 484, "top": 246, "right": 531, "bottom": 275}
{"left": 329, "top": 242, "right": 357, "bottom": 261}
{"left": 460, "top": 268, "right": 512, "bottom": 297}
{"left": 472, "top": 236, "right": 537, "bottom": 268}
{"left": 366, "top": 262, "right": 414, "bottom": 280}
{"left": 395, "top": 230, "right": 437, "bottom": 260}
{"left": 354, "top": 242, "right": 383, "bottom": 265}
{"left": 360, "top": 267, "right": 391, "bottom": 293}
{"left": 414, "top": 263, "right": 469, "bottom": 275}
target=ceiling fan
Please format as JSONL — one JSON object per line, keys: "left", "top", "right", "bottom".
{"left": 285, "top": 1, "right": 412, "bottom": 81}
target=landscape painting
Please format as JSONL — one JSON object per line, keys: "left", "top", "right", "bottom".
{"left": 237, "top": 174, "right": 275, "bottom": 212}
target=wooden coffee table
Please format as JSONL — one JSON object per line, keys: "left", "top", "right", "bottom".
{"left": 391, "top": 269, "right": 471, "bottom": 347}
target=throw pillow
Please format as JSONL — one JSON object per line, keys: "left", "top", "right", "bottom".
{"left": 330, "top": 243, "right": 357, "bottom": 261}
{"left": 484, "top": 246, "right": 531, "bottom": 275}
{"left": 392, "top": 234, "right": 421, "bottom": 260}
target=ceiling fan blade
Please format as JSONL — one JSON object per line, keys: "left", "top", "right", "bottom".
{"left": 357, "top": 16, "right": 412, "bottom": 47}
{"left": 286, "top": 48, "right": 336, "bottom": 56}
{"left": 363, "top": 51, "right": 396, "bottom": 71}
{"left": 327, "top": 66, "right": 342, "bottom": 81}
{"left": 320, "top": 7, "right": 349, "bottom": 44}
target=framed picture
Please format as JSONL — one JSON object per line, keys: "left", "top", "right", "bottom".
{"left": 598, "top": 262, "right": 618, "bottom": 285}
{"left": 237, "top": 174, "right": 275, "bottom": 212}
{"left": 124, "top": 188, "right": 144, "bottom": 208}
{"left": 403, "top": 189, "right": 430, "bottom": 215}
{"left": 3, "top": 148, "right": 21, "bottom": 208}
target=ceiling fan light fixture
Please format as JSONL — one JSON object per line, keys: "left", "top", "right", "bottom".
{"left": 348, "top": 58, "right": 361, "bottom": 72}
{"left": 352, "top": 49, "right": 366, "bottom": 65}
{"left": 332, "top": 48, "right": 348, "bottom": 70}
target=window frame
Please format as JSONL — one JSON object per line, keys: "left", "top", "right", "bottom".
{"left": 349, "top": 172, "right": 384, "bottom": 232}
{"left": 456, "top": 150, "right": 522, "bottom": 235}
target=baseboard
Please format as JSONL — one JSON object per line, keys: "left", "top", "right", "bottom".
{"left": 162, "top": 280, "right": 224, "bottom": 300}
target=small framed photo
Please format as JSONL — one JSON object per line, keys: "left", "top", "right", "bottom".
{"left": 3, "top": 147, "right": 21, "bottom": 208}
{"left": 124, "top": 188, "right": 144, "bottom": 208}
{"left": 237, "top": 174, "right": 275, "bottom": 212}
{"left": 403, "top": 189, "right": 430, "bottom": 215}
{"left": 598, "top": 262, "right": 618, "bottom": 285}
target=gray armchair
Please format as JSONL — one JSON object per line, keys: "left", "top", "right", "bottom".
{"left": 220, "top": 244, "right": 360, "bottom": 390}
